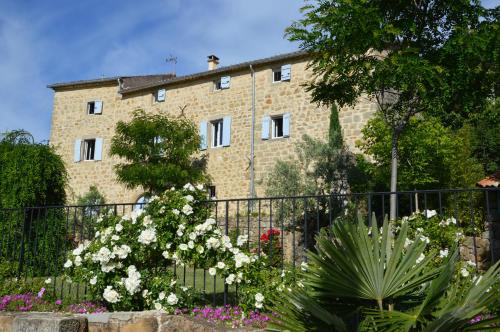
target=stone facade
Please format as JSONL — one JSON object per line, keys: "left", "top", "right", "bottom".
{"left": 49, "top": 53, "right": 377, "bottom": 203}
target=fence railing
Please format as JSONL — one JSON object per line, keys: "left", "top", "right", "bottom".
{"left": 0, "top": 188, "right": 498, "bottom": 305}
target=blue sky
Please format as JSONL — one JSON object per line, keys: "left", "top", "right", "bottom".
{"left": 0, "top": 0, "right": 304, "bottom": 141}
{"left": 0, "top": 0, "right": 497, "bottom": 142}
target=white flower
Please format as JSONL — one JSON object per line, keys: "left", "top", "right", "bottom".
{"left": 208, "top": 267, "right": 216, "bottom": 276}
{"left": 420, "top": 235, "right": 430, "bottom": 244}
{"left": 170, "top": 279, "right": 177, "bottom": 286}
{"left": 124, "top": 265, "right": 141, "bottom": 295}
{"left": 93, "top": 247, "right": 112, "bottom": 264}
{"left": 90, "top": 276, "right": 97, "bottom": 285}
{"left": 404, "top": 238, "right": 413, "bottom": 248}
{"left": 166, "top": 243, "right": 172, "bottom": 249}
{"left": 72, "top": 244, "right": 84, "bottom": 256}
{"left": 143, "top": 215, "right": 153, "bottom": 226}
{"left": 416, "top": 253, "right": 425, "bottom": 264}
{"left": 466, "top": 260, "right": 476, "bottom": 267}
{"left": 189, "top": 232, "right": 197, "bottom": 240}
{"left": 162, "top": 251, "right": 170, "bottom": 259}
{"left": 64, "top": 259, "right": 73, "bottom": 268}
{"left": 113, "top": 245, "right": 131, "bottom": 259}
{"left": 45, "top": 278, "right": 52, "bottom": 284}
{"left": 423, "top": 210, "right": 437, "bottom": 218}
{"left": 206, "top": 237, "right": 220, "bottom": 250}
{"left": 416, "top": 227, "right": 424, "bottom": 233}
{"left": 301, "top": 262, "right": 308, "bottom": 271}
{"left": 167, "top": 293, "right": 178, "bottom": 305}
{"left": 138, "top": 228, "right": 157, "bottom": 245}
{"left": 447, "top": 217, "right": 457, "bottom": 225}
{"left": 154, "top": 302, "right": 163, "bottom": 310}
{"left": 159, "top": 292, "right": 166, "bottom": 300}
{"left": 237, "top": 235, "right": 248, "bottom": 247}
{"left": 142, "top": 289, "right": 149, "bottom": 298}
{"left": 255, "top": 293, "right": 264, "bottom": 302}
{"left": 234, "top": 252, "right": 250, "bottom": 268}
{"left": 255, "top": 302, "right": 263, "bottom": 309}
{"left": 103, "top": 286, "right": 120, "bottom": 303}
{"left": 176, "top": 230, "right": 184, "bottom": 237}
{"left": 182, "top": 204, "right": 193, "bottom": 215}
{"left": 95, "top": 231, "right": 100, "bottom": 238}
{"left": 115, "top": 223, "right": 123, "bottom": 232}
{"left": 188, "top": 241, "right": 195, "bottom": 249}
{"left": 184, "top": 195, "right": 194, "bottom": 202}
{"left": 172, "top": 209, "right": 180, "bottom": 215}
{"left": 181, "top": 286, "right": 188, "bottom": 292}
{"left": 225, "top": 274, "right": 236, "bottom": 285}
{"left": 196, "top": 245, "right": 204, "bottom": 254}
{"left": 439, "top": 249, "right": 449, "bottom": 258}
{"left": 217, "top": 262, "right": 225, "bottom": 269}
{"left": 460, "top": 268, "right": 470, "bottom": 277}
{"left": 111, "top": 235, "right": 120, "bottom": 242}
{"left": 183, "top": 183, "right": 195, "bottom": 191}
{"left": 179, "top": 244, "right": 188, "bottom": 251}
{"left": 101, "top": 264, "right": 115, "bottom": 273}
{"left": 74, "top": 255, "right": 82, "bottom": 266}
{"left": 196, "top": 184, "right": 204, "bottom": 190}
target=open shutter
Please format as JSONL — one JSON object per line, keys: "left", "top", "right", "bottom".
{"left": 283, "top": 113, "right": 291, "bottom": 137}
{"left": 220, "top": 76, "right": 231, "bottom": 89}
{"left": 222, "top": 116, "right": 232, "bottom": 146}
{"left": 157, "top": 89, "right": 166, "bottom": 102}
{"left": 74, "top": 139, "right": 82, "bottom": 162}
{"left": 199, "top": 121, "right": 208, "bottom": 150}
{"left": 261, "top": 116, "right": 271, "bottom": 140}
{"left": 281, "top": 64, "right": 291, "bottom": 81}
{"left": 94, "top": 101, "right": 103, "bottom": 114}
{"left": 94, "top": 138, "right": 103, "bottom": 161}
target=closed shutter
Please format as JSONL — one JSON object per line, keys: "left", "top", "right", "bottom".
{"left": 199, "top": 121, "right": 208, "bottom": 150}
{"left": 261, "top": 116, "right": 271, "bottom": 140}
{"left": 222, "top": 116, "right": 232, "bottom": 146}
{"left": 281, "top": 64, "right": 291, "bottom": 81}
{"left": 220, "top": 76, "right": 231, "bottom": 89}
{"left": 94, "top": 138, "right": 103, "bottom": 161}
{"left": 283, "top": 113, "right": 291, "bottom": 137}
{"left": 74, "top": 139, "right": 82, "bottom": 162}
{"left": 157, "top": 89, "right": 166, "bottom": 102}
{"left": 94, "top": 101, "right": 103, "bottom": 114}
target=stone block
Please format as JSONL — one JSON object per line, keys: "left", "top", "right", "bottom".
{"left": 13, "top": 314, "right": 87, "bottom": 332}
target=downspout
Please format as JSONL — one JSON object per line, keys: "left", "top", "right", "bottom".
{"left": 249, "top": 65, "right": 256, "bottom": 199}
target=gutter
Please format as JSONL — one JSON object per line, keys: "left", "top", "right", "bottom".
{"left": 249, "top": 65, "right": 256, "bottom": 199}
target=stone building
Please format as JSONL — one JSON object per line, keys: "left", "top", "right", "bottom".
{"left": 48, "top": 51, "right": 377, "bottom": 204}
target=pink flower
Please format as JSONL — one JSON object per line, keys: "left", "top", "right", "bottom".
{"left": 37, "top": 288, "right": 46, "bottom": 298}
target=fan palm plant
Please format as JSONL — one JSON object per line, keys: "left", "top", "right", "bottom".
{"left": 269, "top": 214, "right": 499, "bottom": 331}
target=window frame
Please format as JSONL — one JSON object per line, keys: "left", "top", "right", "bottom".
{"left": 214, "top": 79, "right": 222, "bottom": 91}
{"left": 271, "top": 116, "right": 284, "bottom": 139}
{"left": 87, "top": 101, "right": 96, "bottom": 115}
{"left": 211, "top": 119, "right": 224, "bottom": 148}
{"left": 272, "top": 68, "right": 282, "bottom": 83}
{"left": 83, "top": 139, "right": 96, "bottom": 161}
{"left": 208, "top": 186, "right": 216, "bottom": 199}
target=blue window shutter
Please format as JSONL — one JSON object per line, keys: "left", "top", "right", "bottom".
{"left": 283, "top": 113, "right": 291, "bottom": 137}
{"left": 74, "top": 139, "right": 82, "bottom": 162}
{"left": 261, "top": 116, "right": 271, "bottom": 140}
{"left": 199, "top": 121, "right": 208, "bottom": 150}
{"left": 94, "top": 138, "right": 103, "bottom": 160}
{"left": 222, "top": 116, "right": 232, "bottom": 146}
{"left": 220, "top": 76, "right": 231, "bottom": 89}
{"left": 281, "top": 64, "right": 291, "bottom": 81}
{"left": 157, "top": 89, "right": 166, "bottom": 102}
{"left": 94, "top": 100, "right": 103, "bottom": 114}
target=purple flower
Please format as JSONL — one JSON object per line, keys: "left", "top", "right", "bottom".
{"left": 55, "top": 299, "right": 62, "bottom": 305}
{"left": 37, "top": 288, "right": 46, "bottom": 298}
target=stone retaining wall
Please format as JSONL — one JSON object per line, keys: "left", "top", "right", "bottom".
{"left": 0, "top": 311, "right": 262, "bottom": 332}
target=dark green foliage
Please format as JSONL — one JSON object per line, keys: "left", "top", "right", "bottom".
{"left": 0, "top": 130, "right": 67, "bottom": 209}
{"left": 110, "top": 110, "right": 208, "bottom": 195}
{"left": 469, "top": 102, "right": 500, "bottom": 174}
{"left": 76, "top": 186, "right": 106, "bottom": 207}
{"left": 359, "top": 114, "right": 484, "bottom": 190}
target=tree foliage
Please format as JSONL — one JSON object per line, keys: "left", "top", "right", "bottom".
{"left": 0, "top": 130, "right": 67, "bottom": 208}
{"left": 359, "top": 114, "right": 484, "bottom": 190}
{"left": 110, "top": 110, "right": 207, "bottom": 195}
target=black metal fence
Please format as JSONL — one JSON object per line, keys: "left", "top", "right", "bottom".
{"left": 0, "top": 188, "right": 498, "bottom": 305}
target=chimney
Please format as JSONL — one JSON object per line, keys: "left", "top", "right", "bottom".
{"left": 207, "top": 55, "right": 219, "bottom": 70}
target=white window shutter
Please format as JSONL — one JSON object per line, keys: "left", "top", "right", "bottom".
{"left": 94, "top": 101, "right": 103, "bottom": 114}
{"left": 157, "top": 89, "right": 166, "bottom": 102}
{"left": 199, "top": 121, "right": 208, "bottom": 150}
{"left": 261, "top": 116, "right": 271, "bottom": 140}
{"left": 94, "top": 138, "right": 103, "bottom": 161}
{"left": 283, "top": 113, "right": 291, "bottom": 137}
{"left": 74, "top": 139, "right": 82, "bottom": 162}
{"left": 220, "top": 76, "right": 231, "bottom": 89}
{"left": 281, "top": 64, "right": 291, "bottom": 81}
{"left": 222, "top": 116, "right": 232, "bottom": 146}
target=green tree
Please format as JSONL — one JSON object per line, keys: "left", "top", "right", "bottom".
{"left": 110, "top": 110, "right": 207, "bottom": 195}
{"left": 359, "top": 114, "right": 484, "bottom": 190}
{"left": 0, "top": 129, "right": 67, "bottom": 208}
{"left": 286, "top": 0, "right": 490, "bottom": 220}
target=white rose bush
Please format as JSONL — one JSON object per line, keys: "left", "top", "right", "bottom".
{"left": 63, "top": 184, "right": 293, "bottom": 312}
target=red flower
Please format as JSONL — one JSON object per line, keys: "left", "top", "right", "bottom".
{"left": 260, "top": 228, "right": 280, "bottom": 242}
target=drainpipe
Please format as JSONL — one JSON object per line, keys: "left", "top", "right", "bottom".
{"left": 249, "top": 65, "right": 256, "bottom": 199}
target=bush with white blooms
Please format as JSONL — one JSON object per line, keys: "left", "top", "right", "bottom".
{"left": 63, "top": 184, "right": 280, "bottom": 311}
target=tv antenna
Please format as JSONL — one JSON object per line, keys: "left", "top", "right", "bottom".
{"left": 166, "top": 55, "right": 178, "bottom": 74}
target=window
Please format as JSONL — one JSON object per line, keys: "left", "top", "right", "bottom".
{"left": 87, "top": 100, "right": 102, "bottom": 114}
{"left": 214, "top": 76, "right": 230, "bottom": 90}
{"left": 211, "top": 119, "right": 224, "bottom": 147}
{"left": 272, "top": 68, "right": 282, "bottom": 83}
{"left": 83, "top": 139, "right": 96, "bottom": 160}
{"left": 134, "top": 195, "right": 150, "bottom": 211}
{"left": 272, "top": 116, "right": 284, "bottom": 138}
{"left": 214, "top": 79, "right": 222, "bottom": 91}
{"left": 208, "top": 186, "right": 216, "bottom": 199}
{"left": 155, "top": 89, "right": 166, "bottom": 102}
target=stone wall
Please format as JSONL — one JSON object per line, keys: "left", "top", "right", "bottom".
{"left": 460, "top": 222, "right": 500, "bottom": 270}
{"left": 50, "top": 57, "right": 377, "bottom": 204}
